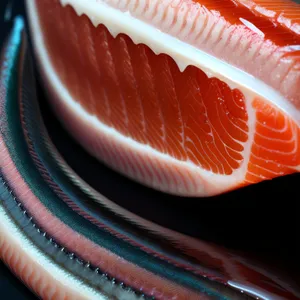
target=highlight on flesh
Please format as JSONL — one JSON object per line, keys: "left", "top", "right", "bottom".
{"left": 25, "top": 0, "right": 300, "bottom": 196}
{"left": 1, "top": 16, "right": 300, "bottom": 300}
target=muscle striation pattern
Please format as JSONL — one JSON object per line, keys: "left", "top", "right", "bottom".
{"left": 246, "top": 99, "right": 300, "bottom": 183}
{"left": 3, "top": 13, "right": 300, "bottom": 300}
{"left": 82, "top": 0, "right": 300, "bottom": 107}
{"left": 26, "top": 0, "right": 300, "bottom": 196}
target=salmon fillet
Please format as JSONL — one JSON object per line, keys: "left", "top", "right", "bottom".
{"left": 26, "top": 0, "right": 300, "bottom": 196}
{"left": 2, "top": 14, "right": 300, "bottom": 300}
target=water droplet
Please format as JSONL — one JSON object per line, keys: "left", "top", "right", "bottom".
{"left": 263, "top": 121, "right": 266, "bottom": 125}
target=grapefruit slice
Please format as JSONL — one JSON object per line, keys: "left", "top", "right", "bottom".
{"left": 26, "top": 0, "right": 300, "bottom": 196}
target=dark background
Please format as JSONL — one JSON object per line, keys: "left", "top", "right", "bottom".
{"left": 0, "top": 1, "right": 37, "bottom": 299}
{"left": 1, "top": 0, "right": 300, "bottom": 299}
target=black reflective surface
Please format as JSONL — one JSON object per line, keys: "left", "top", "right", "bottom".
{"left": 35, "top": 0, "right": 300, "bottom": 282}
{"left": 1, "top": 0, "right": 300, "bottom": 298}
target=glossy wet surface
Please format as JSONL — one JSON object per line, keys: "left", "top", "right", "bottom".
{"left": 1, "top": 0, "right": 300, "bottom": 299}
{"left": 32, "top": 0, "right": 300, "bottom": 198}
{"left": 31, "top": 1, "right": 300, "bottom": 260}
{"left": 0, "top": 2, "right": 36, "bottom": 299}
{"left": 40, "top": 79, "right": 300, "bottom": 278}
{"left": 37, "top": 0, "right": 249, "bottom": 176}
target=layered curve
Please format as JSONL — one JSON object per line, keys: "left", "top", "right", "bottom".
{"left": 26, "top": 0, "right": 300, "bottom": 196}
{"left": 1, "top": 15, "right": 300, "bottom": 300}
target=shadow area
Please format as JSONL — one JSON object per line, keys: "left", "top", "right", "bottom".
{"left": 39, "top": 81, "right": 300, "bottom": 276}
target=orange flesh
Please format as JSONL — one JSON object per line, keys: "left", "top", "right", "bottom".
{"left": 37, "top": 0, "right": 249, "bottom": 176}
{"left": 246, "top": 99, "right": 300, "bottom": 183}
{"left": 36, "top": 0, "right": 300, "bottom": 184}
{"left": 187, "top": 0, "right": 300, "bottom": 46}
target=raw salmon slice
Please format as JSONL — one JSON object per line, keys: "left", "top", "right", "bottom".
{"left": 26, "top": 0, "right": 300, "bottom": 196}
{"left": 2, "top": 15, "right": 300, "bottom": 300}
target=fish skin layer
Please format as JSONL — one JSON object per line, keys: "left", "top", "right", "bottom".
{"left": 0, "top": 16, "right": 105, "bottom": 300}
{"left": 26, "top": 0, "right": 300, "bottom": 196}
{"left": 1, "top": 15, "right": 300, "bottom": 300}
{"left": 0, "top": 17, "right": 210, "bottom": 299}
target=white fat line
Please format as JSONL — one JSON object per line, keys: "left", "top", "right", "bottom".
{"left": 59, "top": 0, "right": 300, "bottom": 123}
{"left": 239, "top": 95, "right": 256, "bottom": 178}
{"left": 27, "top": 0, "right": 250, "bottom": 193}
{"left": 27, "top": 0, "right": 300, "bottom": 194}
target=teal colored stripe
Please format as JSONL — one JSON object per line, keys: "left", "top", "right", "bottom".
{"left": 1, "top": 17, "right": 232, "bottom": 300}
